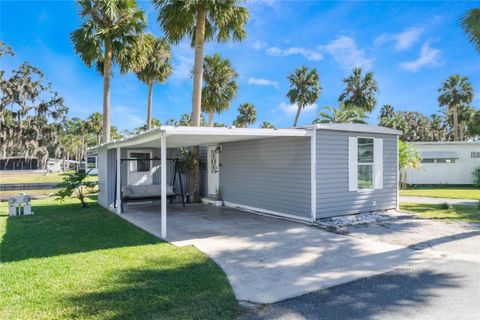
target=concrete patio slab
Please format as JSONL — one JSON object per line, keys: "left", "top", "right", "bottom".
{"left": 120, "top": 203, "right": 440, "bottom": 304}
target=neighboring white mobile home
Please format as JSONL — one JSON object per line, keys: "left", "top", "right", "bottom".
{"left": 95, "top": 124, "right": 400, "bottom": 238}
{"left": 406, "top": 141, "right": 480, "bottom": 185}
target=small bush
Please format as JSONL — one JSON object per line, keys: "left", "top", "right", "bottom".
{"left": 477, "top": 200, "right": 480, "bottom": 210}
{"left": 440, "top": 202, "right": 452, "bottom": 210}
{"left": 473, "top": 166, "right": 480, "bottom": 188}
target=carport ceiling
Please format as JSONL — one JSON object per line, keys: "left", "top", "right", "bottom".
{"left": 106, "top": 126, "right": 312, "bottom": 149}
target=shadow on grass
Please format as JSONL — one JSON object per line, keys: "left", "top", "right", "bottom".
{"left": 0, "top": 197, "right": 160, "bottom": 262}
{"left": 242, "top": 268, "right": 462, "bottom": 320}
{"left": 63, "top": 257, "right": 238, "bottom": 320}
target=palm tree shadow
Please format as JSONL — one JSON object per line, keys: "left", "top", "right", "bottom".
{"left": 62, "top": 258, "right": 238, "bottom": 320}
{"left": 0, "top": 200, "right": 159, "bottom": 262}
{"left": 243, "top": 268, "right": 463, "bottom": 320}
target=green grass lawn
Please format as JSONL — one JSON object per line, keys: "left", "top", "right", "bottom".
{"left": 0, "top": 196, "right": 238, "bottom": 319}
{"left": 0, "top": 171, "right": 98, "bottom": 184}
{"left": 400, "top": 186, "right": 480, "bottom": 200}
{"left": 401, "top": 202, "right": 480, "bottom": 223}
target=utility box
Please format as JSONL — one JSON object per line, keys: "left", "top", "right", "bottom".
{"left": 8, "top": 194, "right": 33, "bottom": 216}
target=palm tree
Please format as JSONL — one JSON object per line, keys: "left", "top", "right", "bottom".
{"left": 461, "top": 9, "right": 480, "bottom": 53}
{"left": 86, "top": 112, "right": 103, "bottom": 146}
{"left": 202, "top": 54, "right": 238, "bottom": 126}
{"left": 339, "top": 67, "right": 378, "bottom": 112}
{"left": 286, "top": 66, "right": 321, "bottom": 127}
{"left": 399, "top": 141, "right": 421, "bottom": 189}
{"left": 135, "top": 34, "right": 172, "bottom": 129}
{"left": 314, "top": 106, "right": 367, "bottom": 124}
{"left": 71, "top": 0, "right": 146, "bottom": 143}
{"left": 153, "top": 0, "right": 248, "bottom": 126}
{"left": 154, "top": 0, "right": 248, "bottom": 203}
{"left": 260, "top": 121, "right": 276, "bottom": 129}
{"left": 234, "top": 103, "right": 256, "bottom": 128}
{"left": 438, "top": 75, "right": 474, "bottom": 141}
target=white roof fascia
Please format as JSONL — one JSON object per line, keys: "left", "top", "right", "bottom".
{"left": 100, "top": 126, "right": 312, "bottom": 150}
{"left": 412, "top": 141, "right": 480, "bottom": 146}
{"left": 304, "top": 123, "right": 401, "bottom": 135}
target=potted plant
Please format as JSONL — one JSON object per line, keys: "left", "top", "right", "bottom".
{"left": 215, "top": 187, "right": 223, "bottom": 207}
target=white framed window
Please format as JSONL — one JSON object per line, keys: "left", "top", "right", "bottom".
{"left": 349, "top": 137, "right": 383, "bottom": 191}
{"left": 129, "top": 151, "right": 151, "bottom": 172}
{"left": 358, "top": 138, "right": 374, "bottom": 189}
{"left": 471, "top": 152, "right": 480, "bottom": 158}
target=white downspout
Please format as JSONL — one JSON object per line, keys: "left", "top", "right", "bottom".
{"left": 160, "top": 134, "right": 167, "bottom": 239}
{"left": 116, "top": 147, "right": 121, "bottom": 214}
{"left": 310, "top": 130, "right": 317, "bottom": 222}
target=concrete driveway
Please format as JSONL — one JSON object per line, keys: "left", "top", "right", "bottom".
{"left": 121, "top": 204, "right": 438, "bottom": 304}
{"left": 241, "top": 217, "right": 480, "bottom": 319}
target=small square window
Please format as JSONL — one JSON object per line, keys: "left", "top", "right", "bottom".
{"left": 130, "top": 152, "right": 151, "bottom": 172}
{"left": 472, "top": 152, "right": 480, "bottom": 158}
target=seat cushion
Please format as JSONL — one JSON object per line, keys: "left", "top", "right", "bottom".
{"left": 123, "top": 184, "right": 175, "bottom": 198}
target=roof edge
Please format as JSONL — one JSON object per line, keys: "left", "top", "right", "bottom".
{"left": 303, "top": 123, "right": 402, "bottom": 135}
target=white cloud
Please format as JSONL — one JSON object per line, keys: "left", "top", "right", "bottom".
{"left": 375, "top": 27, "right": 424, "bottom": 50}
{"left": 278, "top": 102, "right": 317, "bottom": 115}
{"left": 399, "top": 42, "right": 442, "bottom": 72}
{"left": 172, "top": 54, "right": 193, "bottom": 80}
{"left": 112, "top": 105, "right": 144, "bottom": 127}
{"left": 252, "top": 40, "right": 268, "bottom": 51}
{"left": 265, "top": 46, "right": 323, "bottom": 61}
{"left": 266, "top": 46, "right": 282, "bottom": 56}
{"left": 320, "top": 36, "right": 373, "bottom": 70}
{"left": 248, "top": 77, "right": 279, "bottom": 89}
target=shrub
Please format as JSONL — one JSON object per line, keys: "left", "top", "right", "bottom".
{"left": 473, "top": 166, "right": 480, "bottom": 188}
{"left": 52, "top": 170, "right": 96, "bottom": 207}
{"left": 439, "top": 202, "right": 452, "bottom": 210}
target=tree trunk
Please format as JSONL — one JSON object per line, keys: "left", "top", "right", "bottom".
{"left": 96, "top": 134, "right": 101, "bottom": 146}
{"left": 147, "top": 80, "right": 153, "bottom": 130}
{"left": 452, "top": 105, "right": 459, "bottom": 141}
{"left": 188, "top": 5, "right": 206, "bottom": 202}
{"left": 103, "top": 39, "right": 113, "bottom": 143}
{"left": 191, "top": 5, "right": 206, "bottom": 127}
{"left": 208, "top": 111, "right": 214, "bottom": 127}
{"left": 293, "top": 104, "right": 302, "bottom": 127}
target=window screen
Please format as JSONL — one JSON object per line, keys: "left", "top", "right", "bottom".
{"left": 358, "top": 138, "right": 374, "bottom": 189}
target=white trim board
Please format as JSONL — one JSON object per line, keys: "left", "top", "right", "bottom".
{"left": 223, "top": 201, "right": 313, "bottom": 223}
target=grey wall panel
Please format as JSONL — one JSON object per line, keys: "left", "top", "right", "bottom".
{"left": 316, "top": 130, "right": 398, "bottom": 218}
{"left": 219, "top": 137, "right": 311, "bottom": 218}
{"left": 106, "top": 148, "right": 116, "bottom": 208}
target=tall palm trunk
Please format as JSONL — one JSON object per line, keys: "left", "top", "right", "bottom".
{"left": 191, "top": 5, "right": 206, "bottom": 127}
{"left": 189, "top": 5, "right": 206, "bottom": 203}
{"left": 208, "top": 111, "right": 214, "bottom": 127}
{"left": 452, "top": 105, "right": 459, "bottom": 141}
{"left": 96, "top": 134, "right": 101, "bottom": 146}
{"left": 293, "top": 104, "right": 302, "bottom": 127}
{"left": 103, "top": 39, "right": 112, "bottom": 143}
{"left": 147, "top": 80, "right": 153, "bottom": 130}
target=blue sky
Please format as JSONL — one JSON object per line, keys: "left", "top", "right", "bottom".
{"left": 1, "top": 0, "right": 479, "bottom": 130}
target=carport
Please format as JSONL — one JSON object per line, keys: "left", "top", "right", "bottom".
{"left": 97, "top": 126, "right": 315, "bottom": 239}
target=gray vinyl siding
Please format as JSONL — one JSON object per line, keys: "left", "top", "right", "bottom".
{"left": 316, "top": 130, "right": 398, "bottom": 218}
{"left": 106, "top": 148, "right": 117, "bottom": 208}
{"left": 219, "top": 137, "right": 311, "bottom": 218}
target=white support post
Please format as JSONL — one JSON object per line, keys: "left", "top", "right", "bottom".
{"left": 160, "top": 135, "right": 167, "bottom": 239}
{"left": 396, "top": 135, "right": 400, "bottom": 210}
{"left": 116, "top": 147, "right": 121, "bottom": 214}
{"left": 310, "top": 130, "right": 317, "bottom": 222}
